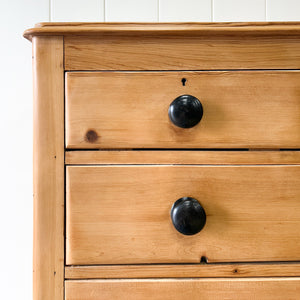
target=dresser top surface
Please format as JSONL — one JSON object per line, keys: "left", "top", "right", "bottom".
{"left": 23, "top": 22, "right": 300, "bottom": 41}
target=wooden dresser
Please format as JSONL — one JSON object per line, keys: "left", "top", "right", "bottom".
{"left": 24, "top": 23, "right": 300, "bottom": 300}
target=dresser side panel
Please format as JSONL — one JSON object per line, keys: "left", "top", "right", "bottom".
{"left": 32, "top": 36, "right": 64, "bottom": 300}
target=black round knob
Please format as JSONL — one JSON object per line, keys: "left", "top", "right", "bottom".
{"left": 170, "top": 197, "right": 206, "bottom": 235}
{"left": 168, "top": 95, "right": 203, "bottom": 128}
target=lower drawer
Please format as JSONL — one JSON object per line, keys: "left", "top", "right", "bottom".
{"left": 66, "top": 165, "right": 300, "bottom": 265}
{"left": 65, "top": 278, "right": 300, "bottom": 300}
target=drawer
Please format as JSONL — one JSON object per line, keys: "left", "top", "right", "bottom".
{"left": 65, "top": 278, "right": 300, "bottom": 300}
{"left": 66, "top": 165, "right": 300, "bottom": 265}
{"left": 65, "top": 71, "right": 300, "bottom": 149}
{"left": 64, "top": 33, "right": 300, "bottom": 71}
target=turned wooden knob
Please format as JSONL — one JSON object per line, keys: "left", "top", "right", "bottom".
{"left": 171, "top": 197, "right": 206, "bottom": 235}
{"left": 168, "top": 95, "right": 203, "bottom": 128}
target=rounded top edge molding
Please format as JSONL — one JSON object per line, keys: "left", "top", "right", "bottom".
{"left": 23, "top": 22, "right": 300, "bottom": 41}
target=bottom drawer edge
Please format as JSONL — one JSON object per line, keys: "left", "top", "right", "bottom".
{"left": 65, "top": 278, "right": 300, "bottom": 300}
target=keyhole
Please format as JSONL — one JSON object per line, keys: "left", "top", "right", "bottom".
{"left": 181, "top": 78, "right": 187, "bottom": 86}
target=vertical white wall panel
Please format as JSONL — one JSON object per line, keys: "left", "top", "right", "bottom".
{"left": 213, "top": 0, "right": 266, "bottom": 21}
{"left": 0, "top": 1, "right": 49, "bottom": 299}
{"left": 105, "top": 0, "right": 158, "bottom": 21}
{"left": 159, "top": 0, "right": 211, "bottom": 22}
{"left": 267, "top": 0, "right": 300, "bottom": 21}
{"left": 52, "top": 0, "right": 104, "bottom": 21}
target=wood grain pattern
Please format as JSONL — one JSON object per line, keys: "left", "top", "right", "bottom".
{"left": 66, "top": 71, "right": 300, "bottom": 149}
{"left": 65, "top": 278, "right": 300, "bottom": 300}
{"left": 32, "top": 36, "right": 64, "bottom": 300}
{"left": 65, "top": 36, "right": 300, "bottom": 70}
{"left": 65, "top": 263, "right": 300, "bottom": 279}
{"left": 66, "top": 165, "right": 300, "bottom": 265}
{"left": 65, "top": 150, "right": 300, "bottom": 165}
{"left": 26, "top": 23, "right": 300, "bottom": 298}
{"left": 23, "top": 22, "right": 300, "bottom": 41}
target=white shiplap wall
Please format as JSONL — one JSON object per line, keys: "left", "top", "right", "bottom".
{"left": 1, "top": 1, "right": 300, "bottom": 300}
{"left": 50, "top": 0, "right": 300, "bottom": 21}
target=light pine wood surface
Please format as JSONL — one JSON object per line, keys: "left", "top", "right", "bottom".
{"left": 65, "top": 278, "right": 300, "bottom": 300}
{"left": 65, "top": 150, "right": 300, "bottom": 165}
{"left": 65, "top": 263, "right": 300, "bottom": 279}
{"left": 64, "top": 35, "right": 300, "bottom": 70}
{"left": 66, "top": 165, "right": 300, "bottom": 265}
{"left": 23, "top": 22, "right": 300, "bottom": 41}
{"left": 25, "top": 23, "right": 300, "bottom": 298}
{"left": 23, "top": 23, "right": 300, "bottom": 70}
{"left": 32, "top": 36, "right": 65, "bottom": 300}
{"left": 66, "top": 71, "right": 300, "bottom": 149}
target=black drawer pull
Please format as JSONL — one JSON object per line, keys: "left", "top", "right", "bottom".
{"left": 171, "top": 197, "right": 206, "bottom": 235}
{"left": 168, "top": 95, "right": 203, "bottom": 128}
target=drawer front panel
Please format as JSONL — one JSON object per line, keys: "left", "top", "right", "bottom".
{"left": 65, "top": 278, "right": 300, "bottom": 300}
{"left": 64, "top": 35, "right": 300, "bottom": 71}
{"left": 66, "top": 165, "right": 300, "bottom": 265}
{"left": 66, "top": 71, "right": 300, "bottom": 149}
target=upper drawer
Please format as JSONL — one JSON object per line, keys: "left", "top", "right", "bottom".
{"left": 66, "top": 71, "right": 300, "bottom": 149}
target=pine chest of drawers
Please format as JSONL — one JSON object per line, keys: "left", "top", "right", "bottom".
{"left": 24, "top": 23, "right": 300, "bottom": 300}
